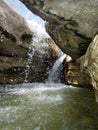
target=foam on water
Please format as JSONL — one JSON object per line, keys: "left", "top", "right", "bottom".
{"left": 0, "top": 83, "right": 98, "bottom": 130}
{"left": 2, "top": 83, "right": 70, "bottom": 94}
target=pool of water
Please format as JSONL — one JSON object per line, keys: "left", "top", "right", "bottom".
{"left": 0, "top": 83, "right": 98, "bottom": 130}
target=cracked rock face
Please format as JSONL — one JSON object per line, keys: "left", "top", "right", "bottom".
{"left": 20, "top": 0, "right": 98, "bottom": 59}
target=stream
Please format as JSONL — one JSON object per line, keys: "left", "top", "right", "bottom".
{"left": 1, "top": 1, "right": 98, "bottom": 130}
{"left": 0, "top": 83, "right": 98, "bottom": 130}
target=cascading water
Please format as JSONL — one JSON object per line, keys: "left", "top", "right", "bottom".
{"left": 47, "top": 54, "right": 66, "bottom": 83}
{"left": 24, "top": 21, "right": 50, "bottom": 83}
{"left": 24, "top": 41, "right": 35, "bottom": 83}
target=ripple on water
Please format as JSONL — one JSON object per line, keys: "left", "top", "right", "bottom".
{"left": 0, "top": 83, "right": 98, "bottom": 130}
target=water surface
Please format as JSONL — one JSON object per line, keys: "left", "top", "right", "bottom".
{"left": 0, "top": 83, "right": 98, "bottom": 130}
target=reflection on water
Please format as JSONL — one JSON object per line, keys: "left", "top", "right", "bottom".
{"left": 0, "top": 83, "right": 98, "bottom": 130}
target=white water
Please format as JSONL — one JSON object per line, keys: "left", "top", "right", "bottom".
{"left": 0, "top": 83, "right": 98, "bottom": 130}
{"left": 24, "top": 20, "right": 50, "bottom": 83}
{"left": 47, "top": 54, "right": 66, "bottom": 83}
{"left": 24, "top": 41, "right": 35, "bottom": 83}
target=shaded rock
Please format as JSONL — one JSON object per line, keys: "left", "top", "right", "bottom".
{"left": 0, "top": 56, "right": 26, "bottom": 84}
{"left": 64, "top": 62, "right": 91, "bottom": 88}
{"left": 77, "top": 35, "right": 98, "bottom": 102}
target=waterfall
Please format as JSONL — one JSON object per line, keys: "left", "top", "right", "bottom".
{"left": 24, "top": 35, "right": 49, "bottom": 83}
{"left": 24, "top": 41, "right": 35, "bottom": 83}
{"left": 47, "top": 54, "right": 66, "bottom": 83}
{"left": 24, "top": 21, "right": 68, "bottom": 83}
{"left": 24, "top": 21, "right": 49, "bottom": 83}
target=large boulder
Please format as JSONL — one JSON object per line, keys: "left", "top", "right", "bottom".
{"left": 0, "top": 0, "right": 32, "bottom": 45}
{"left": 0, "top": 0, "right": 32, "bottom": 84}
{"left": 0, "top": 0, "right": 57, "bottom": 84}
{"left": 77, "top": 35, "right": 98, "bottom": 102}
{"left": 20, "top": 0, "right": 98, "bottom": 59}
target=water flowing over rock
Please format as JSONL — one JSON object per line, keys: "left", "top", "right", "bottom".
{"left": 0, "top": 0, "right": 58, "bottom": 84}
{"left": 47, "top": 54, "right": 66, "bottom": 83}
